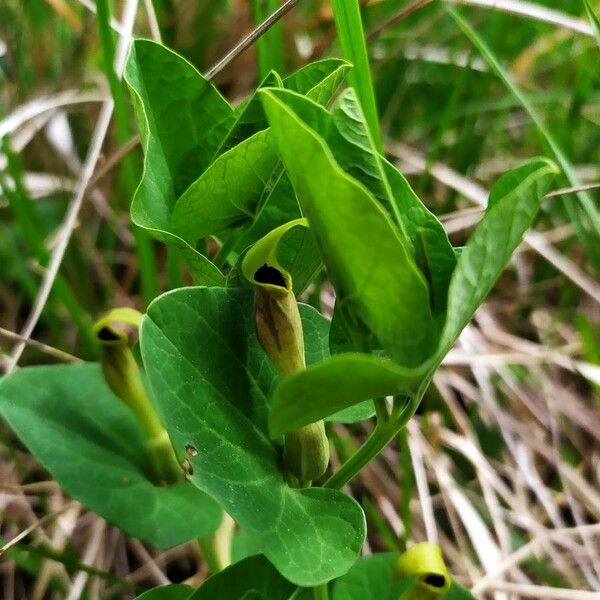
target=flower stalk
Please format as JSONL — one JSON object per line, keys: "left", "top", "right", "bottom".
{"left": 95, "top": 314, "right": 181, "bottom": 485}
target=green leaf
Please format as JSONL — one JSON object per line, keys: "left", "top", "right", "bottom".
{"left": 284, "top": 58, "right": 351, "bottom": 105}
{"left": 216, "top": 59, "right": 349, "bottom": 156}
{"left": 332, "top": 553, "right": 475, "bottom": 600}
{"left": 140, "top": 287, "right": 366, "bottom": 586}
{"left": 125, "top": 39, "right": 232, "bottom": 285}
{"left": 270, "top": 354, "right": 423, "bottom": 437}
{"left": 260, "top": 88, "right": 436, "bottom": 367}
{"left": 171, "top": 129, "right": 279, "bottom": 244}
{"left": 445, "top": 583, "right": 478, "bottom": 600}
{"left": 332, "top": 554, "right": 415, "bottom": 600}
{"left": 330, "top": 0, "right": 383, "bottom": 151}
{"left": 228, "top": 61, "right": 351, "bottom": 256}
{"left": 447, "top": 5, "right": 600, "bottom": 272}
{"left": 382, "top": 160, "right": 456, "bottom": 314}
{"left": 188, "top": 555, "right": 294, "bottom": 600}
{"left": 328, "top": 401, "right": 375, "bottom": 424}
{"left": 436, "top": 157, "right": 558, "bottom": 361}
{"left": 261, "top": 88, "right": 456, "bottom": 311}
{"left": 272, "top": 159, "right": 556, "bottom": 430}
{"left": 167, "top": 60, "right": 349, "bottom": 286}
{"left": 0, "top": 364, "right": 222, "bottom": 549}
{"left": 217, "top": 71, "right": 282, "bottom": 154}
{"left": 135, "top": 585, "right": 193, "bottom": 600}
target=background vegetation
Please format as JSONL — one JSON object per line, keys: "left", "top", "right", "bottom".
{"left": 1, "top": 1, "right": 599, "bottom": 598}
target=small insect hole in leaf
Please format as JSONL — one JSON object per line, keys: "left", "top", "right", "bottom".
{"left": 254, "top": 264, "right": 287, "bottom": 288}
{"left": 422, "top": 574, "right": 446, "bottom": 588}
{"left": 185, "top": 443, "right": 198, "bottom": 458}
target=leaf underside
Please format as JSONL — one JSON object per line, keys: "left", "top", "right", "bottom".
{"left": 0, "top": 363, "right": 222, "bottom": 549}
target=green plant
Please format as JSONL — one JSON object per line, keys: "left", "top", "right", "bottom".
{"left": 0, "top": 27, "right": 558, "bottom": 600}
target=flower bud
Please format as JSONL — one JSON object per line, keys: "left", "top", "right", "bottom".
{"left": 283, "top": 421, "right": 330, "bottom": 483}
{"left": 393, "top": 542, "right": 450, "bottom": 600}
{"left": 95, "top": 316, "right": 181, "bottom": 486}
{"left": 254, "top": 264, "right": 305, "bottom": 376}
{"left": 242, "top": 220, "right": 330, "bottom": 485}
{"left": 252, "top": 265, "right": 330, "bottom": 483}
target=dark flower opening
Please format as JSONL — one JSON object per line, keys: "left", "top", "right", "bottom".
{"left": 423, "top": 574, "right": 446, "bottom": 588}
{"left": 97, "top": 326, "right": 122, "bottom": 343}
{"left": 254, "top": 263, "right": 287, "bottom": 289}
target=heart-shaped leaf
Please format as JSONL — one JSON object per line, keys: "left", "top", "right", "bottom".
{"left": 188, "top": 555, "right": 294, "bottom": 600}
{"left": 125, "top": 39, "right": 232, "bottom": 285}
{"left": 171, "top": 130, "right": 279, "bottom": 244}
{"left": 260, "top": 88, "right": 436, "bottom": 367}
{"left": 0, "top": 363, "right": 222, "bottom": 549}
{"left": 140, "top": 287, "right": 366, "bottom": 586}
{"left": 170, "top": 60, "right": 350, "bottom": 284}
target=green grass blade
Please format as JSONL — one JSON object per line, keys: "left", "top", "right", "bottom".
{"left": 0, "top": 140, "right": 96, "bottom": 354}
{"left": 331, "top": 0, "right": 383, "bottom": 152}
{"left": 446, "top": 4, "right": 600, "bottom": 273}
{"left": 252, "top": 0, "right": 285, "bottom": 78}
{"left": 95, "top": 0, "right": 159, "bottom": 303}
{"left": 582, "top": 0, "right": 600, "bottom": 48}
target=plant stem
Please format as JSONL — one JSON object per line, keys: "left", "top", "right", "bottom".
{"left": 313, "top": 583, "right": 329, "bottom": 600}
{"left": 213, "top": 230, "right": 242, "bottom": 269}
{"left": 325, "top": 396, "right": 419, "bottom": 490}
{"left": 373, "top": 397, "right": 390, "bottom": 423}
{"left": 397, "top": 427, "right": 413, "bottom": 551}
{"left": 124, "top": 374, "right": 181, "bottom": 484}
{"left": 330, "top": 0, "right": 383, "bottom": 152}
{"left": 197, "top": 513, "right": 235, "bottom": 575}
{"left": 287, "top": 588, "right": 305, "bottom": 600}
{"left": 324, "top": 422, "right": 397, "bottom": 489}
{"left": 198, "top": 536, "right": 225, "bottom": 575}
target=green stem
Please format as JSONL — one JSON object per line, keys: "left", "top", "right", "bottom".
{"left": 287, "top": 589, "right": 305, "bottom": 600}
{"left": 331, "top": 0, "right": 383, "bottom": 152}
{"left": 325, "top": 396, "right": 418, "bottom": 490}
{"left": 397, "top": 427, "right": 413, "bottom": 551}
{"left": 213, "top": 230, "right": 242, "bottom": 269}
{"left": 373, "top": 397, "right": 390, "bottom": 423}
{"left": 198, "top": 536, "right": 225, "bottom": 575}
{"left": 124, "top": 374, "right": 181, "bottom": 484}
{"left": 198, "top": 513, "right": 234, "bottom": 575}
{"left": 313, "top": 583, "right": 329, "bottom": 600}
{"left": 324, "top": 423, "right": 396, "bottom": 489}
